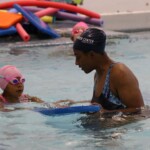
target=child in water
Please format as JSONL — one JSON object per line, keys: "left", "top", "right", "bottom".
{"left": 71, "top": 21, "right": 88, "bottom": 42}
{"left": 0, "top": 65, "right": 70, "bottom": 111}
{"left": 0, "top": 65, "right": 44, "bottom": 110}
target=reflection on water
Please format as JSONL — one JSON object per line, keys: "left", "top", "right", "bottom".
{"left": 0, "top": 34, "right": 150, "bottom": 150}
{"left": 77, "top": 105, "right": 150, "bottom": 131}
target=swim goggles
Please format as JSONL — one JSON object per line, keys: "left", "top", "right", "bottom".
{"left": 9, "top": 77, "right": 25, "bottom": 85}
{"left": 0, "top": 75, "right": 25, "bottom": 85}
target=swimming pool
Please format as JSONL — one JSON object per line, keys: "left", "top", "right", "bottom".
{"left": 0, "top": 33, "right": 150, "bottom": 150}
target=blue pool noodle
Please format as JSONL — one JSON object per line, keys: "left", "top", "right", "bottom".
{"left": 14, "top": 4, "right": 60, "bottom": 38}
{"left": 0, "top": 26, "right": 17, "bottom": 36}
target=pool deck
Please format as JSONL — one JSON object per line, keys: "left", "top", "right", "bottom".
{"left": 81, "top": 0, "right": 150, "bottom": 32}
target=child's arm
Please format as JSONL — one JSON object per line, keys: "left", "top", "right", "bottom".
{"left": 30, "top": 96, "right": 44, "bottom": 103}
{"left": 53, "top": 99, "right": 91, "bottom": 107}
{"left": 26, "top": 95, "right": 44, "bottom": 103}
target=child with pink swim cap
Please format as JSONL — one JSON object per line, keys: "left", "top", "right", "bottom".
{"left": 71, "top": 21, "right": 88, "bottom": 42}
{"left": 0, "top": 65, "right": 44, "bottom": 110}
{"left": 0, "top": 65, "right": 72, "bottom": 111}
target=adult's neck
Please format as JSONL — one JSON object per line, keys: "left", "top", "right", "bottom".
{"left": 95, "top": 52, "right": 114, "bottom": 75}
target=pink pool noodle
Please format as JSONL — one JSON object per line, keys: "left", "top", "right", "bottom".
{"left": 35, "top": 7, "right": 59, "bottom": 18}
{"left": 16, "top": 23, "right": 30, "bottom": 42}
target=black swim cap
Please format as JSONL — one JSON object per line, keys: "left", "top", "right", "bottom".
{"left": 73, "top": 28, "right": 106, "bottom": 53}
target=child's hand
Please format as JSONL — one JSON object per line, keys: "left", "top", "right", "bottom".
{"left": 53, "top": 99, "right": 75, "bottom": 108}
{"left": 26, "top": 95, "right": 44, "bottom": 103}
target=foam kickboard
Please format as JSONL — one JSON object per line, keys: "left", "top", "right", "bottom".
{"left": 0, "top": 11, "right": 23, "bottom": 29}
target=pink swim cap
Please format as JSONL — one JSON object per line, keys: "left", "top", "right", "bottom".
{"left": 71, "top": 21, "right": 89, "bottom": 36}
{"left": 0, "top": 65, "right": 23, "bottom": 90}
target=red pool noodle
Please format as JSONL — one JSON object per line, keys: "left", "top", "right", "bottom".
{"left": 16, "top": 23, "right": 30, "bottom": 42}
{"left": 0, "top": 0, "right": 100, "bottom": 18}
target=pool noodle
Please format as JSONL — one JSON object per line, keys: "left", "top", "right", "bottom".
{"left": 10, "top": 7, "right": 58, "bottom": 40}
{"left": 0, "top": 26, "right": 17, "bottom": 36}
{"left": 0, "top": 0, "right": 101, "bottom": 18}
{"left": 14, "top": 4, "right": 60, "bottom": 38}
{"left": 16, "top": 23, "right": 30, "bottom": 41}
{"left": 41, "top": 16, "right": 53, "bottom": 23}
{"left": 23, "top": 6, "right": 43, "bottom": 13}
{"left": 35, "top": 7, "right": 58, "bottom": 18}
{"left": 8, "top": 8, "right": 30, "bottom": 42}
{"left": 13, "top": 4, "right": 102, "bottom": 26}
{"left": 23, "top": 6, "right": 103, "bottom": 26}
{"left": 54, "top": 11, "right": 104, "bottom": 26}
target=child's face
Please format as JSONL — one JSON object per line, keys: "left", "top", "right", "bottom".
{"left": 4, "top": 77, "right": 25, "bottom": 98}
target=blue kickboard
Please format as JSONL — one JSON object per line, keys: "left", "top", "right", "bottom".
{"left": 14, "top": 4, "right": 60, "bottom": 38}
{"left": 34, "top": 105, "right": 101, "bottom": 116}
{"left": 0, "top": 26, "right": 17, "bottom": 36}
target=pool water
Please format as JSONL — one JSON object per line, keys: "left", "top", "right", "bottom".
{"left": 0, "top": 33, "right": 150, "bottom": 150}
